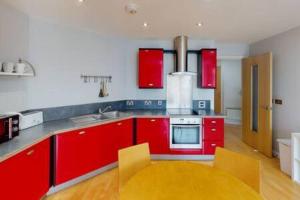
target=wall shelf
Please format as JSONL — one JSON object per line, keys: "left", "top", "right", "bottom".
{"left": 0, "top": 72, "right": 34, "bottom": 77}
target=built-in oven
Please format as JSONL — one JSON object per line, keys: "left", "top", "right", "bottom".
{"left": 170, "top": 117, "right": 202, "bottom": 149}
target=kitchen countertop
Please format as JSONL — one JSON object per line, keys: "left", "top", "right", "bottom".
{"left": 0, "top": 109, "right": 224, "bottom": 162}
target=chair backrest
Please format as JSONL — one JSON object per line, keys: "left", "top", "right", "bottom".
{"left": 214, "top": 147, "right": 261, "bottom": 193}
{"left": 118, "top": 143, "right": 151, "bottom": 191}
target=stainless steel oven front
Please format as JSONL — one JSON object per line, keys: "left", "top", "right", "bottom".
{"left": 170, "top": 117, "right": 202, "bottom": 149}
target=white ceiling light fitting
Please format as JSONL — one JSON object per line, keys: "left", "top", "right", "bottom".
{"left": 76, "top": 0, "right": 86, "bottom": 6}
{"left": 196, "top": 22, "right": 203, "bottom": 27}
{"left": 143, "top": 22, "right": 149, "bottom": 28}
{"left": 125, "top": 2, "right": 138, "bottom": 14}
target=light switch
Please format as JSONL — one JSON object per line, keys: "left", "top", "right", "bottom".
{"left": 198, "top": 101, "right": 206, "bottom": 109}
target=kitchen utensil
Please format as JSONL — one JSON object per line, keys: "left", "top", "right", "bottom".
{"left": 2, "top": 62, "right": 15, "bottom": 73}
{"left": 15, "top": 63, "right": 26, "bottom": 74}
{"left": 99, "top": 80, "right": 104, "bottom": 97}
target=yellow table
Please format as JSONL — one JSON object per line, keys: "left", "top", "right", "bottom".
{"left": 120, "top": 161, "right": 263, "bottom": 200}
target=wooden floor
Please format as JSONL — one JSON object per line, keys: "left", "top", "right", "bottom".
{"left": 46, "top": 125, "right": 300, "bottom": 200}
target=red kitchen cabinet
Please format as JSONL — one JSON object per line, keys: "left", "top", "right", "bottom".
{"left": 198, "top": 49, "right": 217, "bottom": 88}
{"left": 55, "top": 127, "right": 101, "bottom": 185}
{"left": 203, "top": 140, "right": 224, "bottom": 155}
{"left": 99, "top": 119, "right": 133, "bottom": 165}
{"left": 0, "top": 139, "right": 50, "bottom": 200}
{"left": 136, "top": 118, "right": 169, "bottom": 154}
{"left": 203, "top": 117, "right": 224, "bottom": 155}
{"left": 203, "top": 118, "right": 224, "bottom": 141}
{"left": 138, "top": 49, "right": 164, "bottom": 88}
{"left": 55, "top": 119, "right": 133, "bottom": 185}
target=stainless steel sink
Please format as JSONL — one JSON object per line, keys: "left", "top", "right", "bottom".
{"left": 100, "top": 111, "right": 122, "bottom": 119}
{"left": 71, "top": 111, "right": 123, "bottom": 125}
{"left": 71, "top": 114, "right": 109, "bottom": 124}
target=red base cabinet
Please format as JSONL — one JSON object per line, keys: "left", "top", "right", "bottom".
{"left": 136, "top": 118, "right": 169, "bottom": 154}
{"left": 98, "top": 119, "right": 133, "bottom": 165}
{"left": 55, "top": 119, "right": 133, "bottom": 185}
{"left": 203, "top": 118, "right": 224, "bottom": 155}
{"left": 138, "top": 49, "right": 164, "bottom": 88}
{"left": 198, "top": 49, "right": 217, "bottom": 88}
{"left": 55, "top": 127, "right": 102, "bottom": 185}
{"left": 0, "top": 139, "right": 50, "bottom": 200}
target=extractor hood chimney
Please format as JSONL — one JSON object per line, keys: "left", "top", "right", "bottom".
{"left": 172, "top": 35, "right": 196, "bottom": 75}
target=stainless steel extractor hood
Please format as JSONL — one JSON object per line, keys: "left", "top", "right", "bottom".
{"left": 172, "top": 35, "right": 196, "bottom": 76}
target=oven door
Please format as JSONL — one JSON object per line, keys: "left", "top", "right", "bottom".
{"left": 170, "top": 124, "right": 202, "bottom": 149}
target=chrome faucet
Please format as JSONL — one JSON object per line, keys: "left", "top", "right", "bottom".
{"left": 99, "top": 106, "right": 112, "bottom": 114}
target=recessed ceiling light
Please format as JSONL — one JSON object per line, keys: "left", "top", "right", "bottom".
{"left": 196, "top": 22, "right": 203, "bottom": 27}
{"left": 78, "top": 0, "right": 85, "bottom": 3}
{"left": 143, "top": 22, "right": 149, "bottom": 27}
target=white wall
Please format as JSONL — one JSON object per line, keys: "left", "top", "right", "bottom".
{"left": 250, "top": 26, "right": 300, "bottom": 152}
{"left": 221, "top": 60, "right": 242, "bottom": 110}
{"left": 0, "top": 2, "right": 249, "bottom": 112}
{"left": 25, "top": 19, "right": 127, "bottom": 109}
{"left": 0, "top": 2, "right": 29, "bottom": 113}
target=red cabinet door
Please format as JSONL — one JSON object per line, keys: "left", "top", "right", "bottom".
{"left": 139, "top": 49, "right": 164, "bottom": 88}
{"left": 203, "top": 118, "right": 224, "bottom": 141}
{"left": 0, "top": 139, "right": 50, "bottom": 200}
{"left": 136, "top": 118, "right": 169, "bottom": 154}
{"left": 116, "top": 119, "right": 133, "bottom": 150}
{"left": 98, "top": 119, "right": 133, "bottom": 165}
{"left": 55, "top": 127, "right": 101, "bottom": 185}
{"left": 203, "top": 140, "right": 224, "bottom": 155}
{"left": 199, "top": 49, "right": 217, "bottom": 88}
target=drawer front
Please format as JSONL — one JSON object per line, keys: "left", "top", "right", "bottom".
{"left": 203, "top": 140, "right": 224, "bottom": 155}
{"left": 203, "top": 125, "right": 224, "bottom": 141}
{"left": 203, "top": 118, "right": 224, "bottom": 127}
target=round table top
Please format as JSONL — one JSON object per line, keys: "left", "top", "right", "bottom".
{"left": 120, "top": 161, "right": 263, "bottom": 200}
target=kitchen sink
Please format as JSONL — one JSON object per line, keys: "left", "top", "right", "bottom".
{"left": 71, "top": 114, "right": 109, "bottom": 124}
{"left": 71, "top": 111, "right": 123, "bottom": 125}
{"left": 100, "top": 111, "right": 122, "bottom": 119}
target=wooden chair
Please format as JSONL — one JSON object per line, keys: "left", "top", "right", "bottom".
{"left": 118, "top": 143, "right": 151, "bottom": 191}
{"left": 214, "top": 147, "right": 262, "bottom": 193}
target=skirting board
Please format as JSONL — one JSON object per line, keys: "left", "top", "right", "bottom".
{"left": 47, "top": 162, "right": 118, "bottom": 195}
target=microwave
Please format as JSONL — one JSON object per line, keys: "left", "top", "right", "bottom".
{"left": 0, "top": 115, "right": 19, "bottom": 144}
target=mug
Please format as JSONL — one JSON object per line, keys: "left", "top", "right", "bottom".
{"left": 2, "top": 62, "right": 15, "bottom": 73}
{"left": 15, "top": 63, "right": 26, "bottom": 74}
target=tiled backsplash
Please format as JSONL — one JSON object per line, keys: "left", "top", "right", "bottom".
{"left": 25, "top": 100, "right": 210, "bottom": 122}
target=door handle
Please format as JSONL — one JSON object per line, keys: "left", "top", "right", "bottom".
{"left": 78, "top": 131, "right": 86, "bottom": 135}
{"left": 148, "top": 83, "right": 154, "bottom": 86}
{"left": 261, "top": 105, "right": 272, "bottom": 111}
{"left": 26, "top": 150, "right": 35, "bottom": 156}
{"left": 150, "top": 119, "right": 156, "bottom": 122}
{"left": 117, "top": 122, "right": 122, "bottom": 126}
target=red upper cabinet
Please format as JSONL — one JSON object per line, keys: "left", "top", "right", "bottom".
{"left": 0, "top": 139, "right": 50, "bottom": 200}
{"left": 136, "top": 118, "right": 169, "bottom": 154}
{"left": 198, "top": 49, "right": 217, "bottom": 88}
{"left": 138, "top": 49, "right": 164, "bottom": 88}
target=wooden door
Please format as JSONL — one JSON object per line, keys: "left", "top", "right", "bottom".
{"left": 242, "top": 52, "right": 273, "bottom": 157}
{"left": 214, "top": 66, "right": 222, "bottom": 113}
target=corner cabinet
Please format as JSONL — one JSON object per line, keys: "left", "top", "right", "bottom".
{"left": 136, "top": 118, "right": 169, "bottom": 154}
{"left": 0, "top": 139, "right": 50, "bottom": 200}
{"left": 54, "top": 119, "right": 133, "bottom": 185}
{"left": 198, "top": 49, "right": 217, "bottom": 88}
{"left": 138, "top": 49, "right": 164, "bottom": 88}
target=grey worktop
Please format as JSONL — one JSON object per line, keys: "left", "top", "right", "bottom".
{"left": 0, "top": 109, "right": 224, "bottom": 161}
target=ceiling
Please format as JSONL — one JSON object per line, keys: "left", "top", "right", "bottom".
{"left": 3, "top": 0, "right": 300, "bottom": 43}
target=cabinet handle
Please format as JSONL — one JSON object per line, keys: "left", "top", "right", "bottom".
{"left": 208, "top": 83, "right": 212, "bottom": 86}
{"left": 148, "top": 83, "right": 154, "bottom": 86}
{"left": 27, "top": 150, "right": 34, "bottom": 156}
{"left": 150, "top": 119, "right": 156, "bottom": 122}
{"left": 211, "top": 128, "right": 216, "bottom": 132}
{"left": 211, "top": 144, "right": 217, "bottom": 147}
{"left": 79, "top": 131, "right": 86, "bottom": 135}
{"left": 117, "top": 122, "right": 122, "bottom": 126}
{"left": 211, "top": 121, "right": 216, "bottom": 124}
